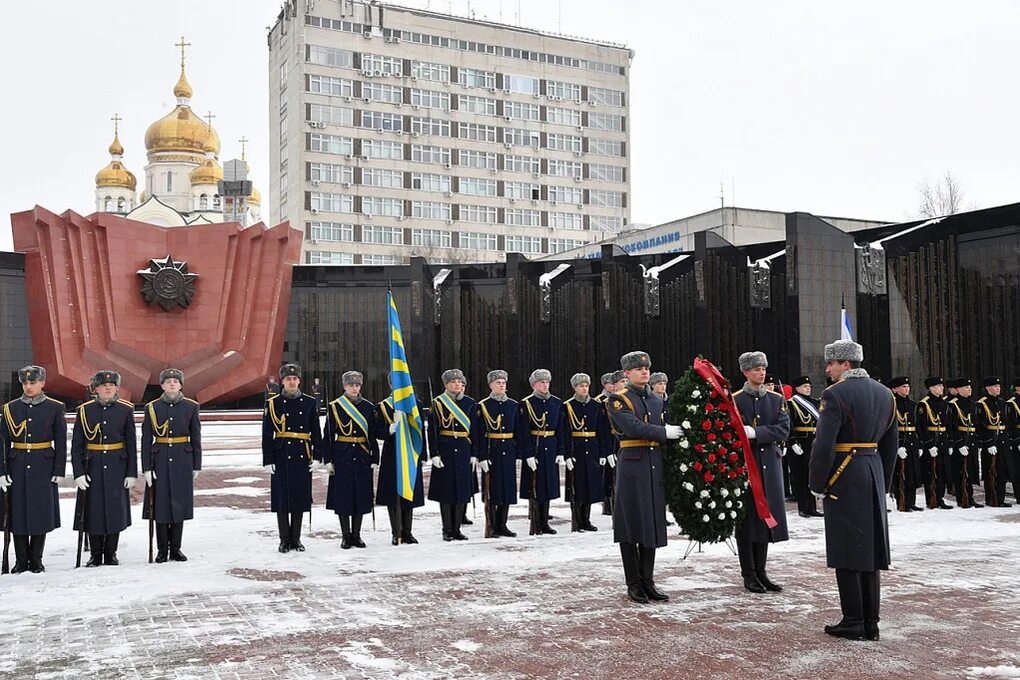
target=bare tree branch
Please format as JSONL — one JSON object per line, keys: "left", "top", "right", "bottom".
{"left": 918, "top": 171, "right": 964, "bottom": 218}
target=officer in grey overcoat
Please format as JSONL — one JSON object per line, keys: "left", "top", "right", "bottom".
{"left": 809, "top": 339, "right": 898, "bottom": 642}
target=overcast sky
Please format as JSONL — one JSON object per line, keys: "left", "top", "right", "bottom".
{"left": 2, "top": 0, "right": 1018, "bottom": 250}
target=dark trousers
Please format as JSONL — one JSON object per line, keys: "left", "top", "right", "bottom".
{"left": 156, "top": 522, "right": 185, "bottom": 554}
{"left": 951, "top": 452, "right": 975, "bottom": 507}
{"left": 923, "top": 450, "right": 950, "bottom": 506}
{"left": 11, "top": 534, "right": 47, "bottom": 571}
{"left": 835, "top": 568, "right": 881, "bottom": 628}
{"left": 276, "top": 511, "right": 304, "bottom": 545}
{"left": 619, "top": 542, "right": 657, "bottom": 591}
{"left": 982, "top": 449, "right": 1009, "bottom": 506}
{"left": 88, "top": 532, "right": 121, "bottom": 563}
{"left": 788, "top": 450, "right": 816, "bottom": 514}
{"left": 386, "top": 505, "right": 415, "bottom": 540}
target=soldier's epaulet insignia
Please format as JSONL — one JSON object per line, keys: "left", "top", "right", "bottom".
{"left": 118, "top": 399, "right": 135, "bottom": 408}
{"left": 819, "top": 399, "right": 826, "bottom": 413}
{"left": 267, "top": 393, "right": 280, "bottom": 401}
{"left": 977, "top": 396, "right": 987, "bottom": 405}
{"left": 80, "top": 399, "right": 97, "bottom": 408}
{"left": 46, "top": 396, "right": 66, "bottom": 407}
{"left": 183, "top": 397, "right": 199, "bottom": 405}
{"left": 145, "top": 398, "right": 160, "bottom": 408}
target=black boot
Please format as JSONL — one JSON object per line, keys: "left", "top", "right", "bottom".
{"left": 440, "top": 503, "right": 454, "bottom": 541}
{"left": 825, "top": 569, "right": 866, "bottom": 640}
{"left": 861, "top": 570, "right": 881, "bottom": 641}
{"left": 29, "top": 534, "right": 46, "bottom": 573}
{"left": 540, "top": 502, "right": 557, "bottom": 534}
{"left": 494, "top": 505, "right": 515, "bottom": 537}
{"left": 104, "top": 533, "right": 120, "bottom": 565}
{"left": 737, "top": 537, "right": 765, "bottom": 593}
{"left": 351, "top": 514, "right": 367, "bottom": 548}
{"left": 169, "top": 522, "right": 187, "bottom": 561}
{"left": 339, "top": 515, "right": 353, "bottom": 549}
{"left": 86, "top": 534, "right": 105, "bottom": 567}
{"left": 459, "top": 502, "right": 473, "bottom": 525}
{"left": 289, "top": 512, "right": 305, "bottom": 551}
{"left": 602, "top": 498, "right": 613, "bottom": 516}
{"left": 752, "top": 542, "right": 782, "bottom": 592}
{"left": 451, "top": 504, "right": 468, "bottom": 540}
{"left": 638, "top": 545, "right": 669, "bottom": 601}
{"left": 388, "top": 506, "right": 403, "bottom": 545}
{"left": 277, "top": 512, "right": 291, "bottom": 553}
{"left": 401, "top": 506, "right": 418, "bottom": 544}
{"left": 620, "top": 543, "right": 648, "bottom": 603}
{"left": 571, "top": 502, "right": 582, "bottom": 532}
{"left": 582, "top": 503, "right": 598, "bottom": 531}
{"left": 11, "top": 535, "right": 30, "bottom": 573}
{"left": 155, "top": 523, "right": 170, "bottom": 562}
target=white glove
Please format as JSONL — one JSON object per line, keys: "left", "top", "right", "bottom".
{"left": 811, "top": 490, "right": 826, "bottom": 500}
{"left": 792, "top": 443, "right": 804, "bottom": 455}
{"left": 480, "top": 460, "right": 490, "bottom": 473}
{"left": 389, "top": 423, "right": 397, "bottom": 435}
{"left": 665, "top": 424, "right": 682, "bottom": 440}
{"left": 431, "top": 456, "right": 445, "bottom": 469}
{"left": 553, "top": 455, "right": 563, "bottom": 465}
{"left": 959, "top": 445, "right": 970, "bottom": 457}
{"left": 988, "top": 446, "right": 998, "bottom": 456}
{"left": 0, "top": 475, "right": 11, "bottom": 491}
{"left": 144, "top": 471, "right": 154, "bottom": 487}
{"left": 599, "top": 457, "right": 606, "bottom": 466}
{"left": 264, "top": 463, "right": 276, "bottom": 474}
{"left": 51, "top": 476, "right": 60, "bottom": 483}
{"left": 948, "top": 448, "right": 954, "bottom": 455}
{"left": 470, "top": 456, "right": 478, "bottom": 470}
{"left": 193, "top": 470, "right": 200, "bottom": 480}
{"left": 565, "top": 458, "right": 575, "bottom": 471}
{"left": 309, "top": 459, "right": 323, "bottom": 473}
{"left": 371, "top": 463, "right": 379, "bottom": 470}
{"left": 123, "top": 477, "right": 137, "bottom": 489}
{"left": 929, "top": 447, "right": 938, "bottom": 457}
{"left": 779, "top": 447, "right": 787, "bottom": 458}
{"left": 75, "top": 475, "right": 90, "bottom": 490}
{"left": 325, "top": 462, "right": 335, "bottom": 475}
{"left": 744, "top": 425, "right": 757, "bottom": 440}
{"left": 897, "top": 447, "right": 908, "bottom": 460}
{"left": 526, "top": 457, "right": 537, "bottom": 471}
{"left": 607, "top": 454, "right": 617, "bottom": 468}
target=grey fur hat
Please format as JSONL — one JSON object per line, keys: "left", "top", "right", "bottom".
{"left": 570, "top": 373, "right": 591, "bottom": 387}
{"left": 611, "top": 370, "right": 626, "bottom": 383}
{"left": 280, "top": 363, "right": 302, "bottom": 379}
{"left": 442, "top": 368, "right": 466, "bottom": 384}
{"left": 823, "top": 339, "right": 864, "bottom": 363}
{"left": 159, "top": 368, "right": 184, "bottom": 385}
{"left": 649, "top": 372, "right": 668, "bottom": 386}
{"left": 487, "top": 369, "right": 508, "bottom": 384}
{"left": 18, "top": 365, "right": 46, "bottom": 383}
{"left": 529, "top": 368, "right": 552, "bottom": 384}
{"left": 342, "top": 370, "right": 363, "bottom": 386}
{"left": 738, "top": 351, "right": 768, "bottom": 371}
{"left": 91, "top": 370, "right": 121, "bottom": 389}
{"left": 620, "top": 351, "right": 651, "bottom": 370}
{"left": 600, "top": 372, "right": 615, "bottom": 386}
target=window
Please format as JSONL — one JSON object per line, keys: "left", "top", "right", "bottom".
{"left": 410, "top": 117, "right": 451, "bottom": 137}
{"left": 548, "top": 185, "right": 582, "bottom": 203}
{"left": 362, "top": 197, "right": 404, "bottom": 218}
{"left": 459, "top": 231, "right": 499, "bottom": 250}
{"left": 411, "top": 201, "right": 452, "bottom": 220}
{"left": 591, "top": 215, "right": 624, "bottom": 231}
{"left": 458, "top": 67, "right": 496, "bottom": 89}
{"left": 504, "top": 209, "right": 541, "bottom": 227}
{"left": 411, "top": 144, "right": 451, "bottom": 165}
{"left": 505, "top": 74, "right": 539, "bottom": 95}
{"left": 307, "top": 75, "right": 354, "bottom": 97}
{"left": 546, "top": 133, "right": 582, "bottom": 152}
{"left": 362, "top": 254, "right": 400, "bottom": 265}
{"left": 362, "top": 83, "right": 403, "bottom": 104}
{"left": 548, "top": 238, "right": 584, "bottom": 253}
{"left": 589, "top": 112, "right": 624, "bottom": 132}
{"left": 504, "top": 127, "right": 540, "bottom": 147}
{"left": 308, "top": 104, "right": 353, "bottom": 126}
{"left": 310, "top": 133, "right": 354, "bottom": 155}
{"left": 362, "top": 224, "right": 404, "bottom": 243}
{"left": 361, "top": 111, "right": 403, "bottom": 132}
{"left": 546, "top": 106, "right": 582, "bottom": 126}
{"left": 213, "top": 195, "right": 221, "bottom": 209}
{"left": 549, "top": 212, "right": 583, "bottom": 230}
{"left": 310, "top": 192, "right": 354, "bottom": 213}
{"left": 459, "top": 122, "right": 497, "bottom": 142}
{"left": 411, "top": 172, "right": 452, "bottom": 192}
{"left": 199, "top": 195, "right": 209, "bottom": 210}
{"left": 309, "top": 221, "right": 355, "bottom": 242}
{"left": 459, "top": 205, "right": 498, "bottom": 223}
{"left": 412, "top": 228, "right": 452, "bottom": 247}
{"left": 589, "top": 189, "right": 625, "bottom": 207}
{"left": 411, "top": 88, "right": 450, "bottom": 110}
{"left": 547, "top": 159, "right": 583, "bottom": 177}
{"left": 117, "top": 197, "right": 126, "bottom": 212}
{"left": 362, "top": 168, "right": 403, "bottom": 188}
{"left": 362, "top": 54, "right": 402, "bottom": 76}
{"left": 308, "top": 45, "right": 354, "bottom": 69}
{"left": 458, "top": 95, "right": 497, "bottom": 116}
{"left": 587, "top": 86, "right": 624, "bottom": 107}
{"left": 504, "top": 101, "right": 541, "bottom": 121}
{"left": 458, "top": 149, "right": 497, "bottom": 170}
{"left": 546, "top": 79, "right": 581, "bottom": 101}
{"left": 504, "top": 181, "right": 541, "bottom": 200}
{"left": 308, "top": 250, "right": 355, "bottom": 264}
{"left": 588, "top": 163, "right": 625, "bottom": 183}
{"left": 362, "top": 139, "right": 403, "bottom": 160}
{"left": 505, "top": 235, "right": 542, "bottom": 253}
{"left": 165, "top": 172, "right": 173, "bottom": 192}
{"left": 309, "top": 163, "right": 354, "bottom": 184}
{"left": 459, "top": 177, "right": 497, "bottom": 197}
{"left": 589, "top": 138, "right": 625, "bottom": 157}
{"left": 411, "top": 60, "right": 450, "bottom": 83}
{"left": 503, "top": 154, "right": 540, "bottom": 174}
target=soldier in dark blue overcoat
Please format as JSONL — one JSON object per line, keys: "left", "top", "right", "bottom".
{"left": 141, "top": 368, "right": 202, "bottom": 563}
{"left": 324, "top": 370, "right": 377, "bottom": 549}
{"left": 0, "top": 365, "right": 66, "bottom": 573}
{"left": 595, "top": 371, "right": 625, "bottom": 515}
{"left": 71, "top": 370, "right": 137, "bottom": 567}
{"left": 561, "top": 373, "right": 607, "bottom": 532}
{"left": 263, "top": 363, "right": 322, "bottom": 553}
{"left": 375, "top": 375, "right": 425, "bottom": 545}
{"left": 518, "top": 369, "right": 565, "bottom": 536}
{"left": 733, "top": 351, "right": 791, "bottom": 595}
{"left": 472, "top": 370, "right": 520, "bottom": 538}
{"left": 809, "top": 339, "right": 898, "bottom": 642}
{"left": 426, "top": 369, "right": 476, "bottom": 541}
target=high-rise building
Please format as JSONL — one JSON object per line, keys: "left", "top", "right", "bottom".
{"left": 268, "top": 0, "right": 632, "bottom": 265}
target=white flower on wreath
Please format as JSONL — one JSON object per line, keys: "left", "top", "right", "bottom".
{"left": 709, "top": 501, "right": 717, "bottom": 509}
{"left": 730, "top": 510, "right": 737, "bottom": 518}
{"left": 733, "top": 488, "right": 742, "bottom": 497}
{"left": 725, "top": 500, "right": 733, "bottom": 508}
{"left": 684, "top": 482, "right": 695, "bottom": 492}
{"left": 679, "top": 463, "right": 689, "bottom": 472}
{"left": 691, "top": 390, "right": 701, "bottom": 398}
{"left": 694, "top": 501, "right": 702, "bottom": 509}
{"left": 702, "top": 514, "right": 710, "bottom": 522}
{"left": 679, "top": 439, "right": 690, "bottom": 449}
{"left": 718, "top": 512, "right": 726, "bottom": 520}
{"left": 681, "top": 420, "right": 691, "bottom": 429}
{"left": 699, "top": 490, "right": 710, "bottom": 498}
{"left": 737, "top": 501, "right": 743, "bottom": 509}
{"left": 688, "top": 405, "right": 698, "bottom": 412}
{"left": 720, "top": 488, "right": 730, "bottom": 498}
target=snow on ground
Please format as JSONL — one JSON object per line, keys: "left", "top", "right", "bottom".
{"left": 2, "top": 421, "right": 1020, "bottom": 679}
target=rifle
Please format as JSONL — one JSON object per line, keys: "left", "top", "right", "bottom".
{"left": 147, "top": 482, "right": 155, "bottom": 564}
{"left": 483, "top": 425, "right": 493, "bottom": 539}
{"left": 371, "top": 459, "right": 377, "bottom": 532}
{"left": 897, "top": 457, "right": 906, "bottom": 512}
{"left": 75, "top": 446, "right": 90, "bottom": 568}
{"left": 2, "top": 445, "right": 9, "bottom": 574}
{"left": 528, "top": 430, "right": 539, "bottom": 536}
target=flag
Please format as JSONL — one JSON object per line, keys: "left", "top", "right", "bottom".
{"left": 840, "top": 296, "right": 854, "bottom": 341}
{"left": 388, "top": 291, "right": 424, "bottom": 501}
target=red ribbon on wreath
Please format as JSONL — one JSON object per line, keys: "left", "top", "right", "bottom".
{"left": 693, "top": 357, "right": 778, "bottom": 529}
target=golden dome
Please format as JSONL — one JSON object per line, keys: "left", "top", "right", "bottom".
{"left": 144, "top": 68, "right": 219, "bottom": 157}
{"left": 249, "top": 187, "right": 261, "bottom": 204}
{"left": 190, "top": 157, "right": 223, "bottom": 185}
{"left": 108, "top": 133, "right": 124, "bottom": 156}
{"left": 96, "top": 160, "right": 137, "bottom": 191}
{"left": 174, "top": 68, "right": 193, "bottom": 99}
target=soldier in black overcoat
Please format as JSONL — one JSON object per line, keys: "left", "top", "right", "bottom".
{"left": 808, "top": 339, "right": 897, "bottom": 642}
{"left": 946, "top": 378, "right": 982, "bottom": 508}
{"left": 916, "top": 377, "right": 954, "bottom": 509}
{"left": 1006, "top": 378, "right": 1020, "bottom": 503}
{"left": 427, "top": 369, "right": 476, "bottom": 541}
{"left": 0, "top": 366, "right": 66, "bottom": 573}
{"left": 787, "top": 375, "right": 823, "bottom": 518}
{"left": 561, "top": 373, "right": 607, "bottom": 532}
{"left": 472, "top": 370, "right": 520, "bottom": 538}
{"left": 375, "top": 374, "right": 425, "bottom": 545}
{"left": 976, "top": 377, "right": 1011, "bottom": 507}
{"left": 595, "top": 371, "right": 624, "bottom": 515}
{"left": 885, "top": 376, "right": 923, "bottom": 512}
{"left": 263, "top": 363, "right": 323, "bottom": 553}
{"left": 71, "top": 370, "right": 137, "bottom": 567}
{"left": 141, "top": 368, "right": 202, "bottom": 562}
{"left": 733, "top": 352, "right": 791, "bottom": 594}
{"left": 607, "top": 351, "right": 682, "bottom": 604}
{"left": 324, "top": 370, "right": 377, "bottom": 549}
{"left": 518, "top": 369, "right": 564, "bottom": 536}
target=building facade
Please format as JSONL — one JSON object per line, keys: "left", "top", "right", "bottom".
{"left": 268, "top": 0, "right": 633, "bottom": 265}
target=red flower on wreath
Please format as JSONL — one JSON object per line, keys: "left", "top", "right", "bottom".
{"left": 718, "top": 446, "right": 728, "bottom": 455}
{"left": 693, "top": 461, "right": 703, "bottom": 472}
{"left": 714, "top": 419, "right": 725, "bottom": 429}
{"left": 704, "top": 403, "right": 715, "bottom": 413}
{"left": 707, "top": 453, "right": 716, "bottom": 463}
{"left": 694, "top": 444, "right": 705, "bottom": 453}
{"left": 722, "top": 431, "right": 733, "bottom": 441}
{"left": 707, "top": 433, "right": 717, "bottom": 442}
{"left": 703, "top": 472, "right": 715, "bottom": 483}
{"left": 736, "top": 466, "right": 745, "bottom": 475}
{"left": 717, "top": 463, "right": 727, "bottom": 472}
{"left": 701, "top": 420, "right": 712, "bottom": 431}
{"left": 729, "top": 452, "right": 740, "bottom": 462}
{"left": 728, "top": 471, "right": 738, "bottom": 479}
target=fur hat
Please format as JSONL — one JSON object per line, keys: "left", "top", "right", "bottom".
{"left": 487, "top": 369, "right": 508, "bottom": 384}
{"left": 441, "top": 368, "right": 466, "bottom": 385}
{"left": 280, "top": 363, "right": 302, "bottom": 379}
{"left": 342, "top": 371, "right": 363, "bottom": 386}
{"left": 91, "top": 370, "right": 121, "bottom": 389}
{"left": 823, "top": 340, "right": 864, "bottom": 363}
{"left": 884, "top": 376, "right": 909, "bottom": 389}
{"left": 600, "top": 372, "right": 616, "bottom": 386}
{"left": 738, "top": 351, "right": 768, "bottom": 371}
{"left": 923, "top": 376, "right": 943, "bottom": 389}
{"left": 948, "top": 377, "right": 972, "bottom": 389}
{"left": 649, "top": 372, "right": 668, "bottom": 386}
{"left": 620, "top": 351, "right": 651, "bottom": 371}
{"left": 610, "top": 370, "right": 626, "bottom": 383}
{"left": 17, "top": 365, "right": 46, "bottom": 383}
{"left": 159, "top": 368, "right": 184, "bottom": 385}
{"left": 570, "top": 373, "right": 591, "bottom": 387}
{"left": 982, "top": 376, "right": 1001, "bottom": 387}
{"left": 529, "top": 368, "right": 552, "bottom": 384}
{"left": 789, "top": 375, "right": 811, "bottom": 388}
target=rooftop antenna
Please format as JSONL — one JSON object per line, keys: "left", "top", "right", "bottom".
{"left": 238, "top": 136, "right": 249, "bottom": 161}
{"left": 719, "top": 181, "right": 725, "bottom": 210}
{"left": 558, "top": 0, "right": 562, "bottom": 31}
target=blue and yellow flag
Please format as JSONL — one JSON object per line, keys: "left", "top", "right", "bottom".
{"left": 388, "top": 291, "right": 424, "bottom": 500}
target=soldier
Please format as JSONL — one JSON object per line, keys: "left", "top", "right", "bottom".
{"left": 265, "top": 376, "right": 280, "bottom": 403}
{"left": 886, "top": 377, "right": 923, "bottom": 512}
{"left": 946, "top": 378, "right": 982, "bottom": 509}
{"left": 976, "top": 377, "right": 1011, "bottom": 508}
{"left": 649, "top": 372, "right": 670, "bottom": 408}
{"left": 141, "top": 368, "right": 202, "bottom": 563}
{"left": 808, "top": 339, "right": 897, "bottom": 642}
{"left": 324, "top": 371, "right": 376, "bottom": 549}
{"left": 71, "top": 370, "right": 137, "bottom": 567}
{"left": 262, "top": 363, "right": 322, "bottom": 553}
{"left": 427, "top": 369, "right": 475, "bottom": 541}
{"left": 916, "top": 377, "right": 953, "bottom": 510}
{"left": 0, "top": 366, "right": 65, "bottom": 573}
{"left": 472, "top": 370, "right": 520, "bottom": 538}
{"left": 311, "top": 378, "right": 326, "bottom": 415}
{"left": 519, "top": 369, "right": 565, "bottom": 536}
{"left": 607, "top": 351, "right": 682, "bottom": 603}
{"left": 596, "top": 370, "right": 624, "bottom": 516}
{"left": 733, "top": 352, "right": 791, "bottom": 594}
{"left": 787, "top": 376, "right": 823, "bottom": 518}
{"left": 561, "top": 373, "right": 608, "bottom": 532}
{"left": 1006, "top": 378, "right": 1020, "bottom": 503}
{"left": 375, "top": 374, "right": 424, "bottom": 545}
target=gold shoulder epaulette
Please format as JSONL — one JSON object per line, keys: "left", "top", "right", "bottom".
{"left": 45, "top": 396, "right": 66, "bottom": 407}
{"left": 118, "top": 399, "right": 135, "bottom": 408}
{"left": 80, "top": 399, "right": 96, "bottom": 408}
{"left": 183, "top": 397, "right": 200, "bottom": 405}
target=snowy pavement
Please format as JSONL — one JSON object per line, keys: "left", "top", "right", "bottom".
{"left": 2, "top": 422, "right": 1020, "bottom": 679}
